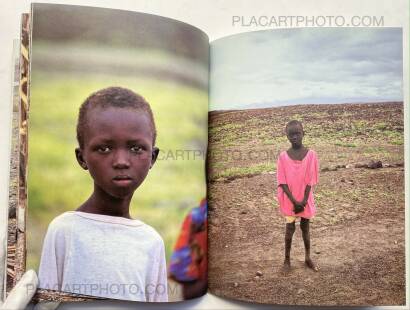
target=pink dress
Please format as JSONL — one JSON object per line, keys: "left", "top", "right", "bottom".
{"left": 277, "top": 149, "right": 319, "bottom": 218}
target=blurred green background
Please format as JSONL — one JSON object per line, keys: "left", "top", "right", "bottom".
{"left": 27, "top": 4, "right": 208, "bottom": 271}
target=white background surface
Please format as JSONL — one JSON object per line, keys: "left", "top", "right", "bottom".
{"left": 1, "top": 1, "right": 409, "bottom": 309}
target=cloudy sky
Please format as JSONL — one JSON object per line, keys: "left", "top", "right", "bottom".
{"left": 210, "top": 28, "right": 403, "bottom": 111}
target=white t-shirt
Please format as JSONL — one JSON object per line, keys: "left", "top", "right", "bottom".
{"left": 38, "top": 211, "right": 168, "bottom": 302}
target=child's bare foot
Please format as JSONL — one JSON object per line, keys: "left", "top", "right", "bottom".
{"left": 282, "top": 260, "right": 291, "bottom": 274}
{"left": 305, "top": 258, "right": 319, "bottom": 271}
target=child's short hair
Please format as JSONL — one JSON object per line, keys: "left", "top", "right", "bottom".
{"left": 76, "top": 87, "right": 157, "bottom": 148}
{"left": 285, "top": 120, "right": 303, "bottom": 132}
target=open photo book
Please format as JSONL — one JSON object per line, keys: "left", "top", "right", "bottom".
{"left": 3, "top": 3, "right": 407, "bottom": 307}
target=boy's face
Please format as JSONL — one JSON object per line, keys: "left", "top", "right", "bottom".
{"left": 75, "top": 106, "right": 158, "bottom": 199}
{"left": 286, "top": 124, "right": 304, "bottom": 148}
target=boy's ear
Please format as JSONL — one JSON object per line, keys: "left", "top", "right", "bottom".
{"left": 75, "top": 148, "right": 88, "bottom": 170}
{"left": 150, "top": 147, "right": 159, "bottom": 168}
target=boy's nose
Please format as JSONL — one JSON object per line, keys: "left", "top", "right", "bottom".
{"left": 112, "top": 150, "right": 130, "bottom": 168}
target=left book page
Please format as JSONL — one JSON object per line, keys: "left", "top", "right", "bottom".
{"left": 5, "top": 3, "right": 209, "bottom": 303}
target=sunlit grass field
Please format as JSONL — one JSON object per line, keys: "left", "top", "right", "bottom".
{"left": 27, "top": 71, "right": 207, "bottom": 269}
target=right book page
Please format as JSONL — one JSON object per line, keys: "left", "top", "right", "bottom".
{"left": 207, "top": 27, "right": 406, "bottom": 306}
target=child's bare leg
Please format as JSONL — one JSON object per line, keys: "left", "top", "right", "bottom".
{"left": 300, "top": 218, "right": 319, "bottom": 271}
{"left": 284, "top": 222, "right": 296, "bottom": 270}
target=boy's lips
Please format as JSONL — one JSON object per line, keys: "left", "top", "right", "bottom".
{"left": 112, "top": 175, "right": 133, "bottom": 186}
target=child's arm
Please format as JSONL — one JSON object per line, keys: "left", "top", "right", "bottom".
{"left": 300, "top": 151, "right": 318, "bottom": 206}
{"left": 277, "top": 154, "right": 301, "bottom": 205}
{"left": 279, "top": 184, "right": 298, "bottom": 205}
{"left": 278, "top": 154, "right": 304, "bottom": 212}
{"left": 301, "top": 185, "right": 312, "bottom": 206}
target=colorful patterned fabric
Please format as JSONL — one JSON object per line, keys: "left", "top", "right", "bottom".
{"left": 169, "top": 199, "right": 207, "bottom": 282}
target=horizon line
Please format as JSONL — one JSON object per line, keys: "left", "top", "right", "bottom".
{"left": 209, "top": 100, "right": 404, "bottom": 113}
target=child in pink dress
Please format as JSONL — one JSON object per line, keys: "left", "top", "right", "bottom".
{"left": 277, "top": 120, "right": 319, "bottom": 272}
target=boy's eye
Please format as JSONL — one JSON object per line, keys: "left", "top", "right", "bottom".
{"left": 97, "top": 146, "right": 111, "bottom": 153}
{"left": 288, "top": 131, "right": 302, "bottom": 136}
{"left": 130, "top": 146, "right": 143, "bottom": 153}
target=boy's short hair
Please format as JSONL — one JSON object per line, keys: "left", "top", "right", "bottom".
{"left": 76, "top": 87, "right": 157, "bottom": 148}
{"left": 285, "top": 120, "right": 303, "bottom": 132}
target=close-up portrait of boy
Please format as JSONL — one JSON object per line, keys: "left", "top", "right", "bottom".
{"left": 38, "top": 87, "right": 168, "bottom": 302}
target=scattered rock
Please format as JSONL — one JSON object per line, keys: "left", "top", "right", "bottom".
{"left": 234, "top": 282, "right": 239, "bottom": 288}
{"left": 241, "top": 210, "right": 247, "bottom": 214}
{"left": 322, "top": 166, "right": 338, "bottom": 172}
{"left": 225, "top": 245, "right": 229, "bottom": 248}
{"left": 314, "top": 250, "right": 321, "bottom": 254}
{"left": 256, "top": 270, "right": 263, "bottom": 277}
{"left": 354, "top": 160, "right": 385, "bottom": 169}
{"left": 384, "top": 162, "right": 404, "bottom": 168}
{"left": 297, "top": 289, "right": 306, "bottom": 295}
{"left": 346, "top": 164, "right": 354, "bottom": 169}
{"left": 340, "top": 178, "right": 354, "bottom": 184}
{"left": 336, "top": 164, "right": 346, "bottom": 169}
{"left": 367, "top": 160, "right": 382, "bottom": 169}
{"left": 254, "top": 276, "right": 260, "bottom": 280}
